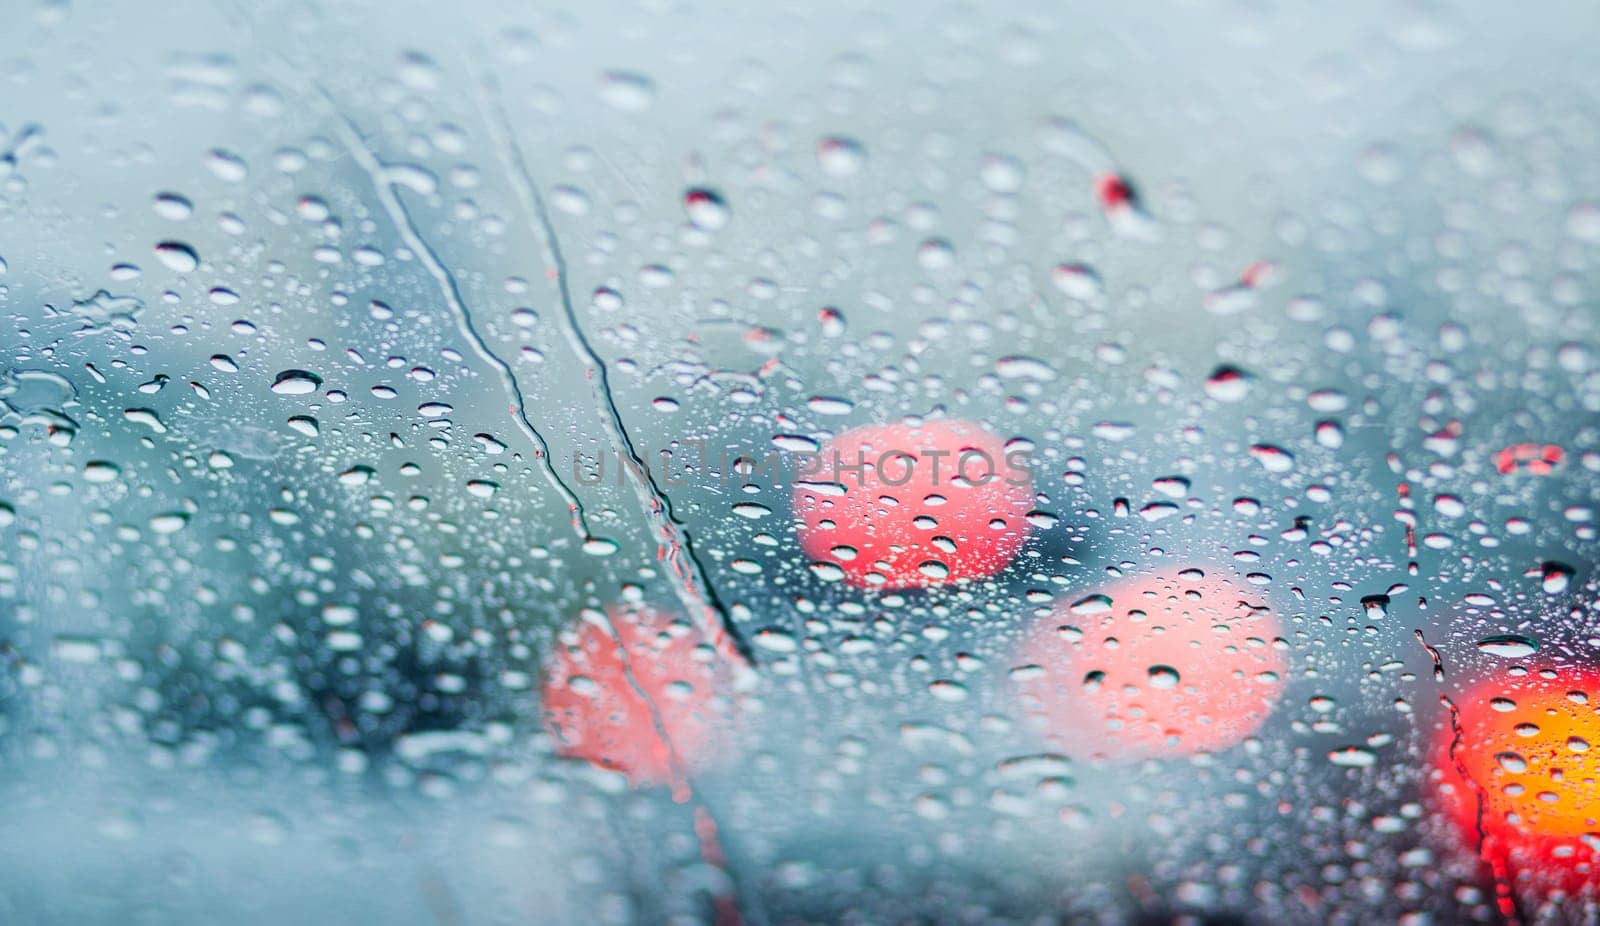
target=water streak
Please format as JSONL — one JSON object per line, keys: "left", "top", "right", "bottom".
{"left": 474, "top": 70, "right": 752, "bottom": 661}
{"left": 318, "top": 90, "right": 593, "bottom": 541}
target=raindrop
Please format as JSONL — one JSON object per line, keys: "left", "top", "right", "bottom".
{"left": 295, "top": 196, "right": 330, "bottom": 221}
{"left": 1306, "top": 389, "right": 1349, "bottom": 412}
{"left": 995, "top": 356, "right": 1058, "bottom": 382}
{"left": 1477, "top": 634, "right": 1537, "bottom": 658}
{"left": 807, "top": 396, "right": 854, "bottom": 416}
{"left": 322, "top": 605, "right": 358, "bottom": 627}
{"left": 1203, "top": 365, "right": 1253, "bottom": 402}
{"left": 83, "top": 461, "right": 120, "bottom": 483}
{"left": 149, "top": 512, "right": 189, "bottom": 535}
{"left": 1139, "top": 502, "right": 1180, "bottom": 522}
{"left": 205, "top": 149, "right": 248, "bottom": 181}
{"left": 683, "top": 187, "right": 730, "bottom": 230}
{"left": 1541, "top": 561, "right": 1575, "bottom": 595}
{"left": 817, "top": 136, "right": 866, "bottom": 176}
{"left": 598, "top": 71, "right": 655, "bottom": 112}
{"left": 153, "top": 192, "right": 193, "bottom": 220}
{"left": 1050, "top": 262, "right": 1103, "bottom": 300}
{"left": 1248, "top": 444, "right": 1295, "bottom": 473}
{"left": 271, "top": 370, "right": 322, "bottom": 396}
{"left": 1070, "top": 594, "right": 1113, "bottom": 616}
{"left": 154, "top": 241, "right": 199, "bottom": 273}
{"left": 338, "top": 466, "right": 374, "bottom": 487}
{"left": 286, "top": 416, "right": 319, "bottom": 437}
{"left": 124, "top": 408, "right": 167, "bottom": 433}
{"left": 754, "top": 628, "right": 797, "bottom": 653}
{"left": 773, "top": 434, "right": 821, "bottom": 453}
{"left": 50, "top": 635, "right": 103, "bottom": 664}
{"left": 917, "top": 238, "right": 955, "bottom": 270}
{"left": 1328, "top": 746, "right": 1377, "bottom": 768}
{"left": 1147, "top": 665, "right": 1180, "bottom": 689}
{"left": 1091, "top": 421, "right": 1136, "bottom": 442}
{"left": 67, "top": 291, "right": 143, "bottom": 331}
{"left": 979, "top": 153, "right": 1025, "bottom": 193}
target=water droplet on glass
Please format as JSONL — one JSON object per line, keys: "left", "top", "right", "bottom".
{"left": 1147, "top": 665, "right": 1180, "bottom": 689}
{"left": 153, "top": 192, "right": 192, "bottom": 220}
{"left": 83, "top": 461, "right": 120, "bottom": 483}
{"left": 1070, "top": 594, "right": 1113, "bottom": 616}
{"left": 149, "top": 512, "right": 188, "bottom": 534}
{"left": 271, "top": 370, "right": 322, "bottom": 396}
{"left": 1328, "top": 746, "right": 1378, "bottom": 768}
{"left": 807, "top": 396, "right": 854, "bottom": 416}
{"left": 732, "top": 502, "right": 771, "bottom": 520}
{"left": 154, "top": 241, "right": 199, "bottom": 273}
{"left": 1050, "top": 263, "right": 1103, "bottom": 300}
{"left": 995, "top": 356, "right": 1058, "bottom": 382}
{"left": 683, "top": 187, "right": 730, "bottom": 230}
{"left": 1541, "top": 561, "right": 1575, "bottom": 595}
{"left": 817, "top": 136, "right": 866, "bottom": 176}
{"left": 598, "top": 71, "right": 655, "bottom": 112}
{"left": 1204, "top": 365, "right": 1254, "bottom": 402}
{"left": 205, "top": 149, "right": 248, "bottom": 181}
{"left": 1248, "top": 444, "right": 1295, "bottom": 473}
{"left": 917, "top": 238, "right": 955, "bottom": 270}
{"left": 1477, "top": 634, "right": 1537, "bottom": 658}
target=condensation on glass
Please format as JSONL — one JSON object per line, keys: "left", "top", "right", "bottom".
{"left": 1, "top": 1, "right": 1599, "bottom": 922}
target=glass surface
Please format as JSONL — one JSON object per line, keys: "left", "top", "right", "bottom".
{"left": 3, "top": 1, "right": 1600, "bottom": 922}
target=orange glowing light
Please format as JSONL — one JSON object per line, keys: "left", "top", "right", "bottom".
{"left": 1430, "top": 668, "right": 1600, "bottom": 890}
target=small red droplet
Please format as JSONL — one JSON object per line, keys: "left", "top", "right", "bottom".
{"left": 1240, "top": 261, "right": 1272, "bottom": 288}
{"left": 1094, "top": 172, "right": 1134, "bottom": 211}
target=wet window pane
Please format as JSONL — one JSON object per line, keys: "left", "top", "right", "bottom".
{"left": 3, "top": 1, "right": 1600, "bottom": 922}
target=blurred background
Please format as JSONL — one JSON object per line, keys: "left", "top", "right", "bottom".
{"left": 2, "top": 0, "right": 1600, "bottom": 922}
